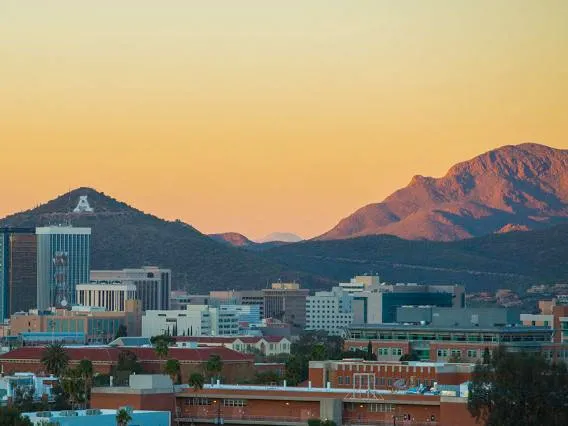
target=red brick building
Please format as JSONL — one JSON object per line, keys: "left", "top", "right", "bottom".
{"left": 174, "top": 385, "right": 478, "bottom": 426}
{"left": 309, "top": 359, "right": 474, "bottom": 390}
{"left": 0, "top": 346, "right": 255, "bottom": 383}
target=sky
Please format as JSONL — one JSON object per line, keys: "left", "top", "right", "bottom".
{"left": 1, "top": 1, "right": 567, "bottom": 239}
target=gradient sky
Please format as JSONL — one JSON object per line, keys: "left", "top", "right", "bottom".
{"left": 1, "top": 1, "right": 567, "bottom": 239}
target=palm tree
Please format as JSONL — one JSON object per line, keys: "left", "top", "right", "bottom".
{"left": 41, "top": 343, "right": 69, "bottom": 377}
{"left": 164, "top": 359, "right": 181, "bottom": 384}
{"left": 154, "top": 339, "right": 169, "bottom": 359}
{"left": 116, "top": 408, "right": 132, "bottom": 426}
{"left": 188, "top": 372, "right": 205, "bottom": 391}
{"left": 78, "top": 359, "right": 94, "bottom": 405}
{"left": 60, "top": 368, "right": 85, "bottom": 409}
{"left": 205, "top": 354, "right": 223, "bottom": 381}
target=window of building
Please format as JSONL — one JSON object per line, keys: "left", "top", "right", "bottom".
{"left": 345, "top": 376, "right": 351, "bottom": 385}
{"left": 223, "top": 399, "right": 247, "bottom": 407}
{"left": 338, "top": 376, "right": 343, "bottom": 385}
{"left": 187, "top": 398, "right": 212, "bottom": 406}
{"left": 391, "top": 348, "right": 402, "bottom": 356}
{"left": 368, "top": 403, "right": 394, "bottom": 412}
{"left": 467, "top": 349, "right": 477, "bottom": 358}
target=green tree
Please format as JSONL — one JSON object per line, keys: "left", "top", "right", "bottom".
{"left": 253, "top": 371, "right": 282, "bottom": 385}
{"left": 366, "top": 341, "right": 373, "bottom": 361}
{"left": 0, "top": 407, "right": 33, "bottom": 426}
{"left": 78, "top": 359, "right": 94, "bottom": 405}
{"left": 468, "top": 347, "right": 568, "bottom": 426}
{"left": 310, "top": 344, "right": 327, "bottom": 361}
{"left": 399, "top": 351, "right": 420, "bottom": 362}
{"left": 188, "top": 372, "right": 205, "bottom": 391}
{"left": 60, "top": 368, "right": 86, "bottom": 409}
{"left": 41, "top": 343, "right": 69, "bottom": 377}
{"left": 114, "top": 324, "right": 128, "bottom": 339}
{"left": 51, "top": 383, "right": 72, "bottom": 411}
{"left": 151, "top": 334, "right": 174, "bottom": 359}
{"left": 113, "top": 350, "right": 144, "bottom": 386}
{"left": 205, "top": 354, "right": 223, "bottom": 381}
{"left": 164, "top": 359, "right": 181, "bottom": 384}
{"left": 116, "top": 408, "right": 132, "bottom": 426}
{"left": 284, "top": 355, "right": 304, "bottom": 386}
{"left": 482, "top": 347, "right": 491, "bottom": 365}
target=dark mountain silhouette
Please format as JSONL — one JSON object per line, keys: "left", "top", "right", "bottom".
{"left": 265, "top": 223, "right": 568, "bottom": 292}
{"left": 319, "top": 143, "right": 568, "bottom": 241}
{"left": 0, "top": 188, "right": 330, "bottom": 292}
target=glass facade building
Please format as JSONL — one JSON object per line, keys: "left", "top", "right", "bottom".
{"left": 36, "top": 226, "right": 91, "bottom": 309}
{"left": 0, "top": 227, "right": 37, "bottom": 320}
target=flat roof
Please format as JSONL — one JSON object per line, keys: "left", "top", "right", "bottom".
{"left": 177, "top": 383, "right": 468, "bottom": 398}
{"left": 348, "top": 323, "right": 553, "bottom": 333}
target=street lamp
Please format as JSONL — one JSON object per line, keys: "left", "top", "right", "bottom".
{"left": 212, "top": 399, "right": 223, "bottom": 424}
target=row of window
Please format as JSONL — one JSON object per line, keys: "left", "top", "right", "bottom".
{"left": 337, "top": 376, "right": 435, "bottom": 388}
{"left": 437, "top": 349, "right": 478, "bottom": 358}
{"left": 375, "top": 348, "right": 403, "bottom": 356}
{"left": 184, "top": 398, "right": 247, "bottom": 407}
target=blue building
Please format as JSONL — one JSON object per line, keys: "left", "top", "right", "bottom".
{"left": 219, "top": 304, "right": 262, "bottom": 325}
{"left": 23, "top": 408, "right": 170, "bottom": 426}
{"left": 36, "top": 226, "right": 91, "bottom": 309}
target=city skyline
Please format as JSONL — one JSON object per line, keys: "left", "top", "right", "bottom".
{"left": 1, "top": 1, "right": 567, "bottom": 239}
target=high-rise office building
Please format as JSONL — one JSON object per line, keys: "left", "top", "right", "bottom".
{"left": 36, "top": 226, "right": 91, "bottom": 310}
{"left": 263, "top": 282, "right": 309, "bottom": 329}
{"left": 91, "top": 266, "right": 171, "bottom": 311}
{"left": 0, "top": 228, "right": 37, "bottom": 320}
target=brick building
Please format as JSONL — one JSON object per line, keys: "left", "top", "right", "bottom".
{"left": 10, "top": 301, "right": 142, "bottom": 344}
{"left": 174, "top": 384, "right": 477, "bottom": 426}
{"left": 308, "top": 359, "right": 474, "bottom": 391}
{"left": 345, "top": 323, "right": 567, "bottom": 363}
{"left": 0, "top": 346, "right": 255, "bottom": 383}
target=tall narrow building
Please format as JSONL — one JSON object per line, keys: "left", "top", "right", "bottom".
{"left": 36, "top": 226, "right": 91, "bottom": 309}
{"left": 0, "top": 228, "right": 37, "bottom": 320}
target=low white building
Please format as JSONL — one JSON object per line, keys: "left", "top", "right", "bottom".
{"left": 76, "top": 282, "right": 137, "bottom": 312}
{"left": 176, "top": 335, "right": 291, "bottom": 355}
{"left": 141, "top": 305, "right": 239, "bottom": 337}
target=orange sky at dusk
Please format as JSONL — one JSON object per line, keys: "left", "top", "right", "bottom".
{"left": 1, "top": 1, "right": 567, "bottom": 239}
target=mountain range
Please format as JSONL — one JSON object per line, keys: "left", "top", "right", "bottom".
{"left": 1, "top": 143, "right": 567, "bottom": 293}
{"left": 318, "top": 143, "right": 568, "bottom": 241}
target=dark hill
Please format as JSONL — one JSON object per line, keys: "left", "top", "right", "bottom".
{"left": 0, "top": 188, "right": 330, "bottom": 292}
{"left": 264, "top": 224, "right": 568, "bottom": 292}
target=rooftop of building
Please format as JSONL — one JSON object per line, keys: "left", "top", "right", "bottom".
{"left": 176, "top": 382, "right": 470, "bottom": 399}
{"left": 0, "top": 345, "right": 253, "bottom": 363}
{"left": 347, "top": 323, "right": 553, "bottom": 333}
{"left": 22, "top": 408, "right": 169, "bottom": 422}
{"left": 174, "top": 335, "right": 289, "bottom": 344}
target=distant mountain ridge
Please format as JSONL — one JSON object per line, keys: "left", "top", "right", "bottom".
{"left": 0, "top": 188, "right": 329, "bottom": 292}
{"left": 209, "top": 232, "right": 254, "bottom": 247}
{"left": 318, "top": 143, "right": 568, "bottom": 241}
{"left": 257, "top": 232, "right": 303, "bottom": 243}
{"left": 266, "top": 223, "right": 568, "bottom": 292}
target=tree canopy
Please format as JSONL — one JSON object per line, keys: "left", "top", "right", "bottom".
{"left": 205, "top": 354, "right": 223, "bottom": 380}
{"left": 41, "top": 343, "right": 69, "bottom": 377}
{"left": 468, "top": 347, "right": 568, "bottom": 426}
